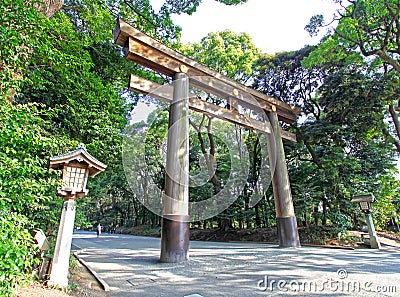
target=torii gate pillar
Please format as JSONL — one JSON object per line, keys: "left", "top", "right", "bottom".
{"left": 160, "top": 72, "right": 190, "bottom": 262}
{"left": 267, "top": 109, "right": 301, "bottom": 247}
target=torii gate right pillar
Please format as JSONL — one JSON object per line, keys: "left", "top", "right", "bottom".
{"left": 266, "top": 109, "right": 301, "bottom": 247}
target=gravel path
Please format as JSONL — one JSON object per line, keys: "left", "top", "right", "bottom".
{"left": 72, "top": 231, "right": 400, "bottom": 297}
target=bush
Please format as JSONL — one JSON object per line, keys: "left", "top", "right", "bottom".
{"left": 0, "top": 211, "right": 39, "bottom": 296}
{"left": 326, "top": 210, "right": 352, "bottom": 235}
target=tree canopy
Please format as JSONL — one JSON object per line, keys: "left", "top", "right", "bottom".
{"left": 182, "top": 30, "right": 261, "bottom": 82}
{"left": 304, "top": 0, "right": 400, "bottom": 154}
{"left": 306, "top": 0, "right": 400, "bottom": 72}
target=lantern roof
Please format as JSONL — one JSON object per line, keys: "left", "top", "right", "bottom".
{"left": 351, "top": 193, "right": 376, "bottom": 203}
{"left": 49, "top": 144, "right": 107, "bottom": 177}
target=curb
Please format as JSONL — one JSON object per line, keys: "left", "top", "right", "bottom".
{"left": 73, "top": 251, "right": 110, "bottom": 291}
{"left": 226, "top": 240, "right": 356, "bottom": 250}
{"left": 300, "top": 243, "right": 355, "bottom": 250}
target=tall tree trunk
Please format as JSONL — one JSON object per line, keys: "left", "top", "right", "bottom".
{"left": 37, "top": 0, "right": 64, "bottom": 18}
{"left": 386, "top": 104, "right": 400, "bottom": 153}
{"left": 190, "top": 117, "right": 221, "bottom": 194}
{"left": 313, "top": 205, "right": 319, "bottom": 226}
{"left": 303, "top": 213, "right": 308, "bottom": 227}
{"left": 382, "top": 127, "right": 400, "bottom": 153}
{"left": 255, "top": 203, "right": 261, "bottom": 227}
{"left": 321, "top": 199, "right": 327, "bottom": 226}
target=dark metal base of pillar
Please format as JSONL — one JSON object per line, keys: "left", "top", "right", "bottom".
{"left": 160, "top": 215, "right": 190, "bottom": 263}
{"left": 277, "top": 216, "right": 301, "bottom": 248}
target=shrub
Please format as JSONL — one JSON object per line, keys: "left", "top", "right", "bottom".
{"left": 0, "top": 211, "right": 39, "bottom": 296}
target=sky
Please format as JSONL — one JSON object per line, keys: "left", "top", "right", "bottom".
{"left": 131, "top": 0, "right": 339, "bottom": 122}
{"left": 154, "top": 0, "right": 338, "bottom": 53}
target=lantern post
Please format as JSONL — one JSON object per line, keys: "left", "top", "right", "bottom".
{"left": 352, "top": 194, "right": 381, "bottom": 249}
{"left": 48, "top": 144, "right": 106, "bottom": 288}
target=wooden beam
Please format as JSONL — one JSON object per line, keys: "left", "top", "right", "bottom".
{"left": 189, "top": 76, "right": 296, "bottom": 123}
{"left": 113, "top": 19, "right": 301, "bottom": 124}
{"left": 129, "top": 75, "right": 297, "bottom": 142}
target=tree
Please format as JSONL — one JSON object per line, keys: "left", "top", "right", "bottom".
{"left": 182, "top": 30, "right": 261, "bottom": 82}
{"left": 0, "top": 0, "right": 54, "bottom": 99}
{"left": 0, "top": 212, "right": 40, "bottom": 296}
{"left": 160, "top": 0, "right": 249, "bottom": 16}
{"left": 306, "top": 0, "right": 400, "bottom": 72}
{"left": 305, "top": 0, "right": 400, "bottom": 154}
{"left": 253, "top": 46, "right": 324, "bottom": 119}
{"left": 253, "top": 47, "right": 397, "bottom": 232}
{"left": 38, "top": 0, "right": 64, "bottom": 18}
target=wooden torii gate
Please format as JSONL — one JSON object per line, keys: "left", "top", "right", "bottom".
{"left": 113, "top": 19, "right": 302, "bottom": 263}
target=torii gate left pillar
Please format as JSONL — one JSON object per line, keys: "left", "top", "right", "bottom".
{"left": 160, "top": 71, "right": 190, "bottom": 263}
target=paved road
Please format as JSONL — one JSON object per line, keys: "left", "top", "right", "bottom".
{"left": 72, "top": 231, "right": 400, "bottom": 297}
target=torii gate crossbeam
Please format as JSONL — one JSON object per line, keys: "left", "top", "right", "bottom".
{"left": 113, "top": 19, "right": 301, "bottom": 263}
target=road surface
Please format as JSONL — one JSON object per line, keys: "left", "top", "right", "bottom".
{"left": 72, "top": 231, "right": 400, "bottom": 296}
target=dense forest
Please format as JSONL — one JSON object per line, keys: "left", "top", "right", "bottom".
{"left": 1, "top": 0, "right": 400, "bottom": 295}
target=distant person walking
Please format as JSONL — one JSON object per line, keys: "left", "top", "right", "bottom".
{"left": 97, "top": 223, "right": 102, "bottom": 237}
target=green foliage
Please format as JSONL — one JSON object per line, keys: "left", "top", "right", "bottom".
{"left": 304, "top": 14, "right": 324, "bottom": 36}
{"left": 373, "top": 176, "right": 400, "bottom": 230}
{"left": 189, "top": 115, "right": 232, "bottom": 196}
{"left": 182, "top": 30, "right": 261, "bottom": 82}
{"left": 326, "top": 209, "right": 352, "bottom": 232}
{"left": 0, "top": 100, "right": 71, "bottom": 294}
{"left": 216, "top": 0, "right": 248, "bottom": 4}
{"left": 299, "top": 67, "right": 397, "bottom": 228}
{"left": 0, "top": 100, "right": 63, "bottom": 214}
{"left": 144, "top": 108, "right": 170, "bottom": 189}
{"left": 253, "top": 46, "right": 321, "bottom": 109}
{"left": 0, "top": 211, "right": 39, "bottom": 297}
{"left": 114, "top": 0, "right": 182, "bottom": 45}
{"left": 1, "top": 0, "right": 136, "bottom": 291}
{"left": 306, "top": 0, "right": 400, "bottom": 71}
{"left": 160, "top": 0, "right": 248, "bottom": 15}
{"left": 161, "top": 0, "right": 201, "bottom": 15}
{"left": 0, "top": 0, "right": 54, "bottom": 96}
{"left": 301, "top": 36, "right": 365, "bottom": 69}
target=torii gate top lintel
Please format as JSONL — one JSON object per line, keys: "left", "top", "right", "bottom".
{"left": 113, "top": 18, "right": 301, "bottom": 125}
